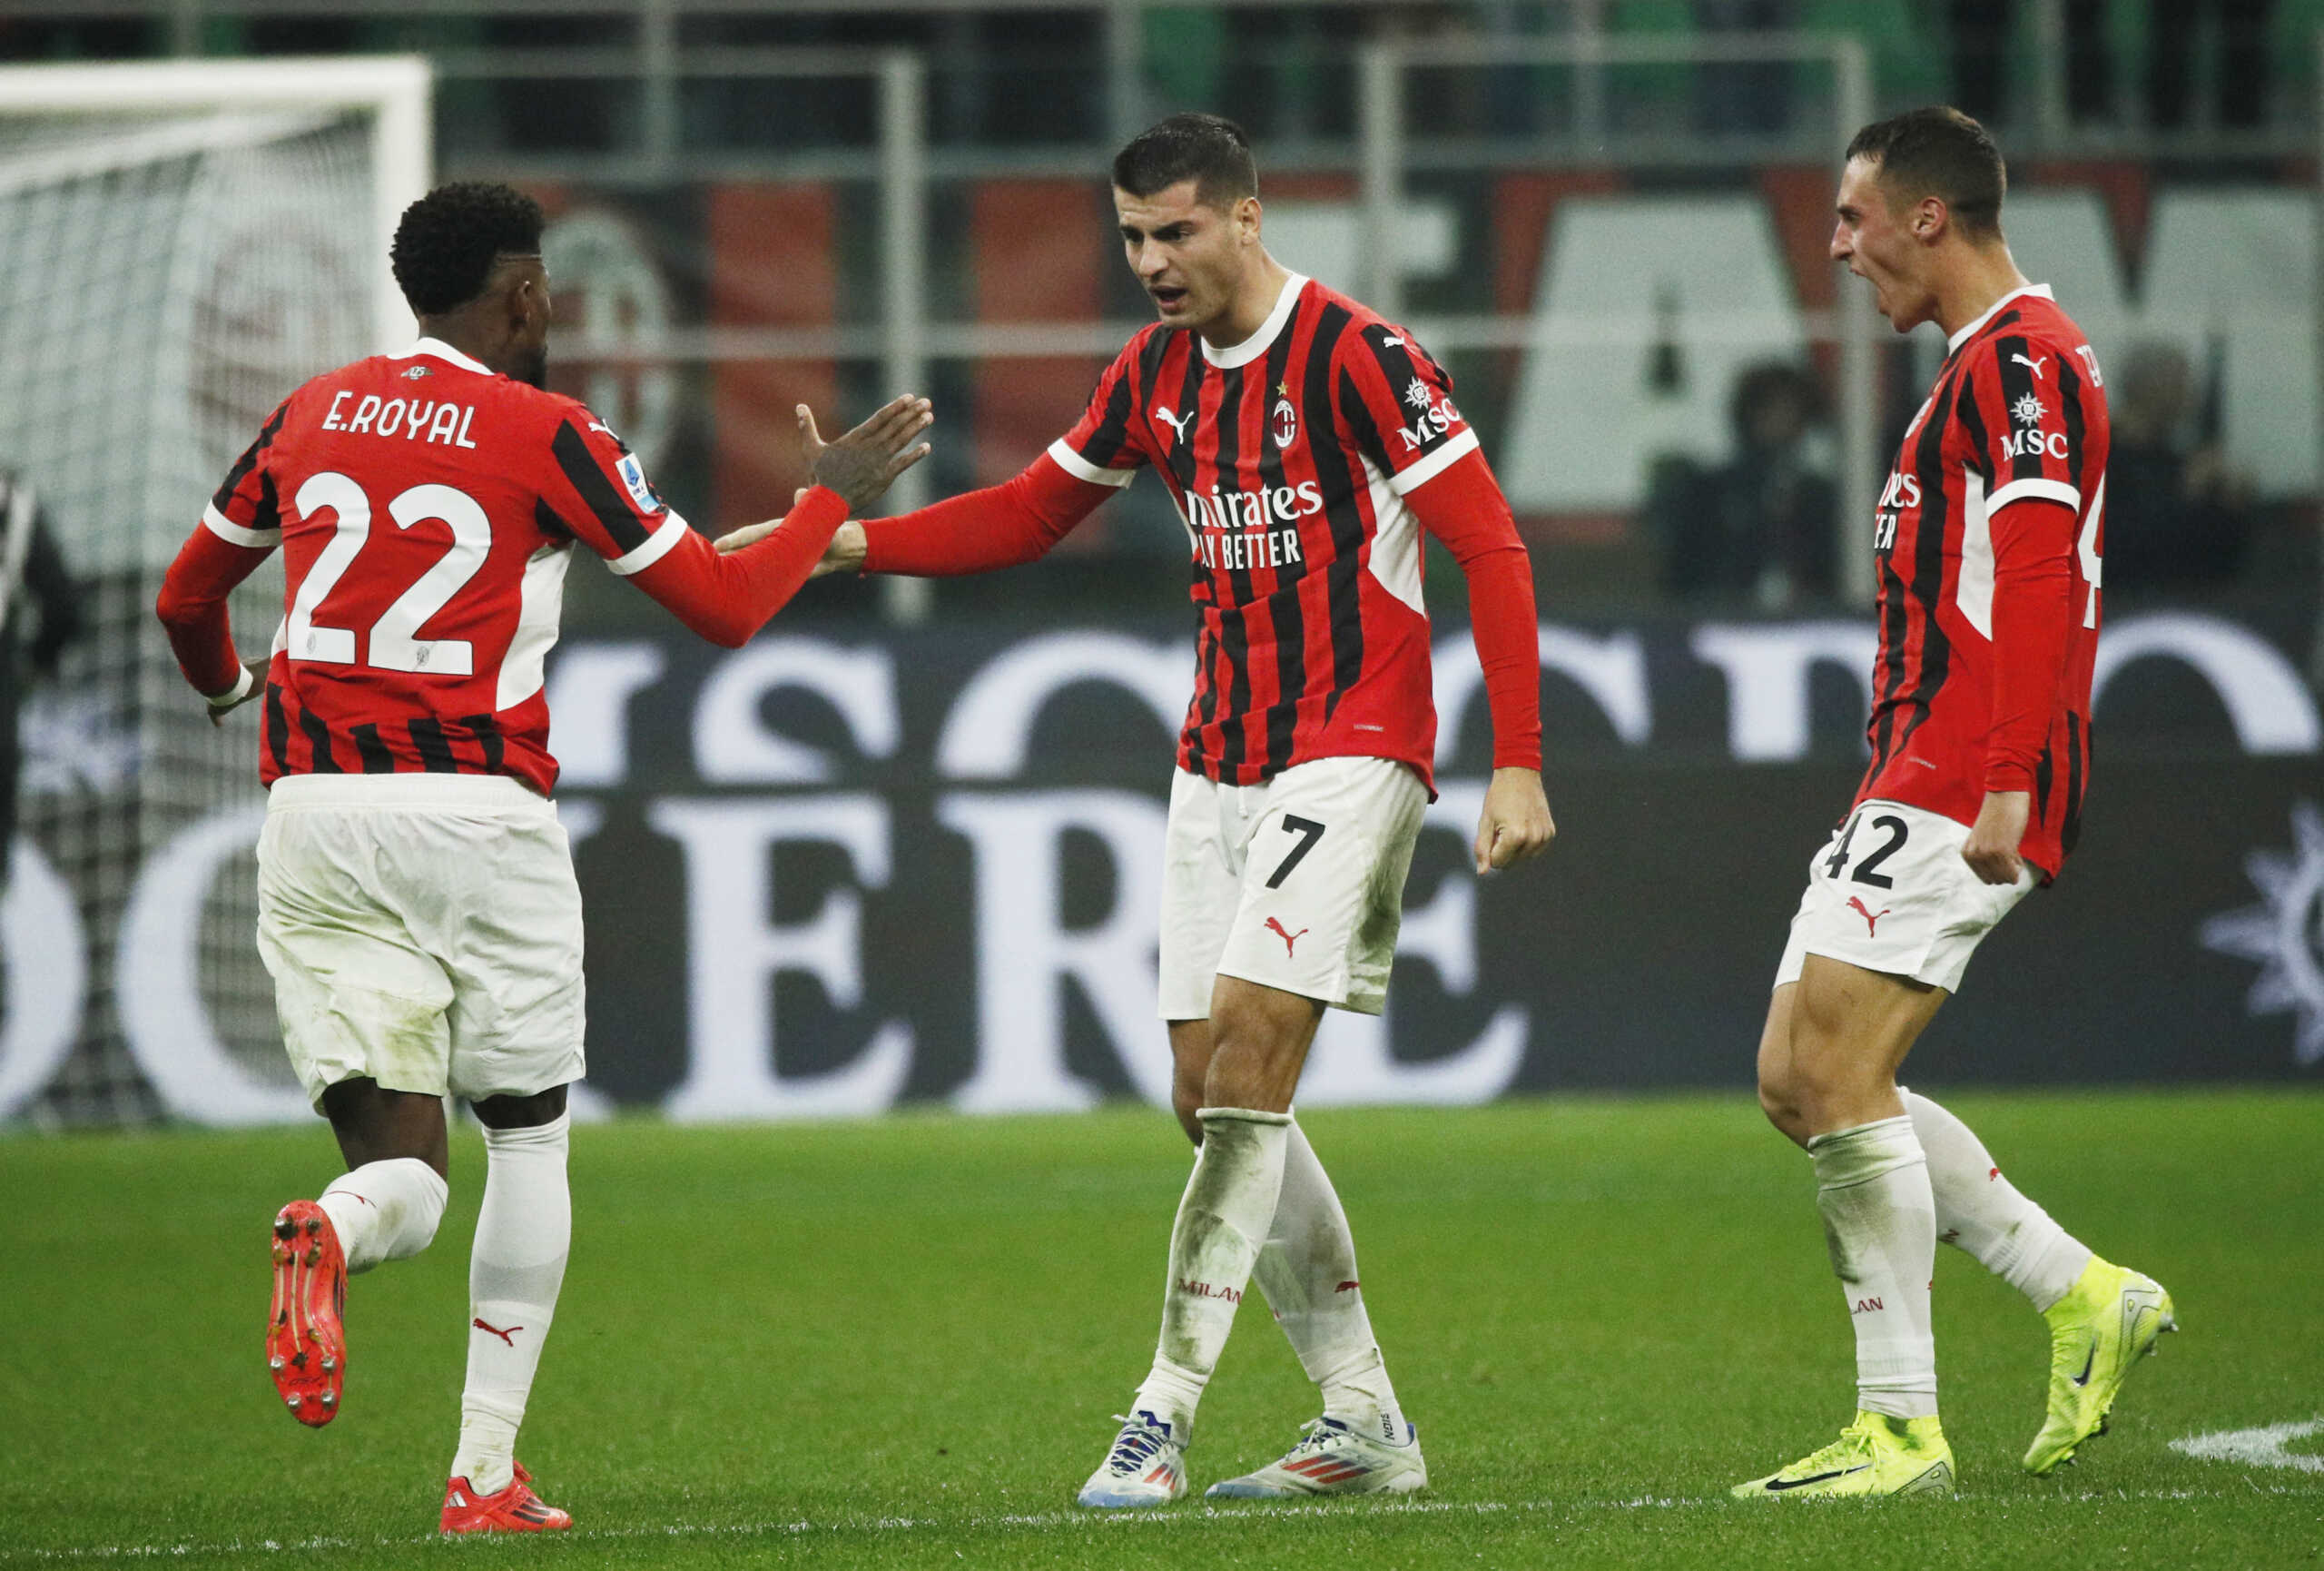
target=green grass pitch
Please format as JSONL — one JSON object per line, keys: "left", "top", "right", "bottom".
{"left": 3, "top": 1090, "right": 2318, "bottom": 1568}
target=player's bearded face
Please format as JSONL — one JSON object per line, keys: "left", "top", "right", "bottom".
{"left": 1116, "top": 182, "right": 1246, "bottom": 332}
{"left": 1830, "top": 156, "right": 1931, "bottom": 333}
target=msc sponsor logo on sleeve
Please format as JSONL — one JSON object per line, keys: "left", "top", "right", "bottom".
{"left": 1393, "top": 376, "right": 1465, "bottom": 454}
{"left": 1999, "top": 392, "right": 2068, "bottom": 461}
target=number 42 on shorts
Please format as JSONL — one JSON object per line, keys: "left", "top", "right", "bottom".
{"left": 1823, "top": 808, "right": 1908, "bottom": 889}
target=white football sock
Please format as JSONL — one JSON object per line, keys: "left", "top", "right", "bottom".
{"left": 450, "top": 1114, "right": 571, "bottom": 1497}
{"left": 1809, "top": 1116, "right": 1938, "bottom": 1420}
{"left": 317, "top": 1158, "right": 448, "bottom": 1275}
{"left": 1131, "top": 1107, "right": 1291, "bottom": 1438}
{"left": 1904, "top": 1089, "right": 2093, "bottom": 1312}
{"left": 1252, "top": 1121, "right": 1408, "bottom": 1445}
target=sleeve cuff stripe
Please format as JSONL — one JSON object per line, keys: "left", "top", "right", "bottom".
{"left": 202, "top": 503, "right": 278, "bottom": 548}
{"left": 607, "top": 512, "right": 690, "bottom": 577}
{"left": 206, "top": 663, "right": 257, "bottom": 707}
{"left": 1387, "top": 428, "right": 1482, "bottom": 495}
{"left": 1988, "top": 477, "right": 2080, "bottom": 512}
{"left": 1046, "top": 439, "right": 1137, "bottom": 489}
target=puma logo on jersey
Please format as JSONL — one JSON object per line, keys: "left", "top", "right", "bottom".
{"left": 473, "top": 1319, "right": 522, "bottom": 1346}
{"left": 1380, "top": 334, "right": 1406, "bottom": 348}
{"left": 1265, "top": 917, "right": 1309, "bottom": 957}
{"left": 2011, "top": 352, "right": 2049, "bottom": 377}
{"left": 1846, "top": 896, "right": 1892, "bottom": 936}
{"left": 1155, "top": 407, "right": 1192, "bottom": 444}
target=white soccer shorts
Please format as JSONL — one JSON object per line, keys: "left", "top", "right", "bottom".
{"left": 1157, "top": 755, "right": 1429, "bottom": 1019}
{"left": 1776, "top": 797, "right": 2034, "bottom": 994}
{"left": 257, "top": 773, "right": 587, "bottom": 1110}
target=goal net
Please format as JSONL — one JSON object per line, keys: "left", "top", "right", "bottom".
{"left": 0, "top": 60, "right": 428, "bottom": 1125}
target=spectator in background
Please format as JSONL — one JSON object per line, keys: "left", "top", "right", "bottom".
{"left": 0, "top": 469, "right": 85, "bottom": 892}
{"left": 2100, "top": 340, "right": 2254, "bottom": 590}
{"left": 1645, "top": 361, "right": 1837, "bottom": 609}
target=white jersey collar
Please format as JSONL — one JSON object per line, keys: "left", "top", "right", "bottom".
{"left": 1200, "top": 272, "right": 1309, "bottom": 369}
{"left": 1947, "top": 282, "right": 2053, "bottom": 353}
{"left": 393, "top": 336, "right": 495, "bottom": 376}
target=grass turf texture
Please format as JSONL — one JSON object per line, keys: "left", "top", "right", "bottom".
{"left": 3, "top": 1090, "right": 2318, "bottom": 1569}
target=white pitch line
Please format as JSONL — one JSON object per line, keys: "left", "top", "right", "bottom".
{"left": 2171, "top": 1418, "right": 2324, "bottom": 1474}
{"left": 5, "top": 1486, "right": 2318, "bottom": 1564}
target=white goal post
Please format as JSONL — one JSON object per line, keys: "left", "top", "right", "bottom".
{"left": 0, "top": 57, "right": 430, "bottom": 355}
{"left": 0, "top": 57, "right": 432, "bottom": 1126}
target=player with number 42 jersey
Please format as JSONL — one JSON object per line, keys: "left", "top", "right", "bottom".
{"left": 1739, "top": 109, "right": 2171, "bottom": 1508}
{"left": 1861, "top": 279, "right": 2106, "bottom": 878}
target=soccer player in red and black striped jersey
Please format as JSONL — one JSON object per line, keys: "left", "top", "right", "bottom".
{"left": 812, "top": 114, "right": 1555, "bottom": 1505}
{"left": 1738, "top": 110, "right": 2172, "bottom": 1502}
{"left": 154, "top": 182, "right": 930, "bottom": 1533}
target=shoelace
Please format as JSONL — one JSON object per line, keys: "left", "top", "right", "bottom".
{"left": 1285, "top": 1418, "right": 1352, "bottom": 1457}
{"left": 1105, "top": 1414, "right": 1169, "bottom": 1473}
{"left": 1786, "top": 1428, "right": 1875, "bottom": 1476}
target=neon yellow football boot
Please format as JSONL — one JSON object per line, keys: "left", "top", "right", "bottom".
{"left": 2023, "top": 1257, "right": 2177, "bottom": 1476}
{"left": 1732, "top": 1412, "right": 1955, "bottom": 1500}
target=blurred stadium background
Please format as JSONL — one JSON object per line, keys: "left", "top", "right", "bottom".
{"left": 0, "top": 0, "right": 2318, "bottom": 1130}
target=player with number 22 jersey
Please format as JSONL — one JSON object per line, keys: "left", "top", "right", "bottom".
{"left": 154, "top": 183, "right": 929, "bottom": 1536}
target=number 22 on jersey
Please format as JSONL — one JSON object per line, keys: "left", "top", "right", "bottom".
{"left": 287, "top": 470, "right": 491, "bottom": 676}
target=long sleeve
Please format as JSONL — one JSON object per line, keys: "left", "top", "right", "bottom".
{"left": 861, "top": 452, "right": 1114, "bottom": 577}
{"left": 1984, "top": 496, "right": 2076, "bottom": 793}
{"left": 1401, "top": 448, "right": 1542, "bottom": 772}
{"left": 625, "top": 486, "right": 851, "bottom": 647}
{"left": 155, "top": 521, "right": 272, "bottom": 698}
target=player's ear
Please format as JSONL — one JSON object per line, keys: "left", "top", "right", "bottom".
{"left": 1914, "top": 195, "right": 1947, "bottom": 243}
{"left": 1236, "top": 195, "right": 1263, "bottom": 245}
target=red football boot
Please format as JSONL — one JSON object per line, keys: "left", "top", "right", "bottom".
{"left": 441, "top": 1463, "right": 572, "bottom": 1534}
{"left": 266, "top": 1200, "right": 347, "bottom": 1428}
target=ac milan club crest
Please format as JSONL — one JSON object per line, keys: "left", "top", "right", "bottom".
{"left": 1272, "top": 381, "right": 1297, "bottom": 450}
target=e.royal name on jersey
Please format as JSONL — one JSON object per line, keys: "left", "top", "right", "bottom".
{"left": 317, "top": 387, "right": 480, "bottom": 450}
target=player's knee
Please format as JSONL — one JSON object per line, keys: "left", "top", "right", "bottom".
{"left": 1171, "top": 1078, "right": 1206, "bottom": 1145}
{"left": 1199, "top": 1048, "right": 1292, "bottom": 1114}
{"left": 1755, "top": 1077, "right": 1812, "bottom": 1147}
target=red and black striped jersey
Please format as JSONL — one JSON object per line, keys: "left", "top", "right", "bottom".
{"left": 1051, "top": 273, "right": 1480, "bottom": 788}
{"left": 199, "top": 338, "right": 690, "bottom": 795}
{"left": 1857, "top": 284, "right": 2109, "bottom": 877}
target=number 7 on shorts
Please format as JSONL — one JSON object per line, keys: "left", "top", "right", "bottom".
{"left": 1265, "top": 814, "right": 1325, "bottom": 889}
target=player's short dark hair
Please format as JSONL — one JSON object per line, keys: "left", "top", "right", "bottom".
{"left": 1846, "top": 105, "right": 2006, "bottom": 239}
{"left": 390, "top": 182, "right": 546, "bottom": 316}
{"left": 1111, "top": 114, "right": 1258, "bottom": 209}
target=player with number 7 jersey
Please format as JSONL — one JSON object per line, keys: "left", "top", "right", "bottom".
{"left": 153, "top": 182, "right": 930, "bottom": 1535}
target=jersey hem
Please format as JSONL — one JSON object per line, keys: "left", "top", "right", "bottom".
{"left": 1176, "top": 743, "right": 1436, "bottom": 800}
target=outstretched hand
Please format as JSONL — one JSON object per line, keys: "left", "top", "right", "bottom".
{"left": 1473, "top": 766, "right": 1555, "bottom": 874}
{"left": 804, "top": 395, "right": 931, "bottom": 513}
